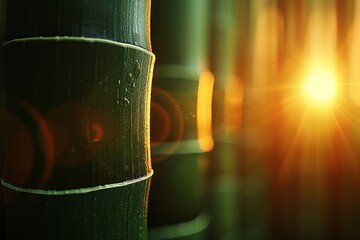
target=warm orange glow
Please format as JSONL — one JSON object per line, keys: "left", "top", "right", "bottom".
{"left": 348, "top": 1, "right": 360, "bottom": 105}
{"left": 21, "top": 101, "right": 55, "bottom": 187}
{"left": 307, "top": 7, "right": 337, "bottom": 66}
{"left": 251, "top": 5, "right": 283, "bottom": 102}
{"left": 224, "top": 75, "right": 243, "bottom": 134}
{"left": 303, "top": 68, "right": 337, "bottom": 106}
{"left": 150, "top": 87, "right": 184, "bottom": 161}
{"left": 197, "top": 71, "right": 214, "bottom": 152}
{"left": 90, "top": 123, "right": 104, "bottom": 142}
{"left": 302, "top": 5, "right": 338, "bottom": 108}
{"left": 279, "top": 3, "right": 344, "bottom": 187}
{"left": 5, "top": 111, "right": 34, "bottom": 188}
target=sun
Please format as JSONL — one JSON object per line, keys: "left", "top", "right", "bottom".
{"left": 303, "top": 68, "right": 337, "bottom": 106}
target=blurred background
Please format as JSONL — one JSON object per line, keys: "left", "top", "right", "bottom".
{"left": 2, "top": 0, "right": 360, "bottom": 239}
{"left": 149, "top": 0, "right": 360, "bottom": 239}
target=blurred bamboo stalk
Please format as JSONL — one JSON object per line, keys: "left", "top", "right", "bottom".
{"left": 208, "top": 0, "right": 243, "bottom": 238}
{"left": 148, "top": 0, "right": 212, "bottom": 239}
{"left": 343, "top": 0, "right": 360, "bottom": 239}
{"left": 238, "top": 0, "right": 284, "bottom": 239}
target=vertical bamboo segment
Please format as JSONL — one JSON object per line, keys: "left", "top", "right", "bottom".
{"left": 270, "top": 1, "right": 307, "bottom": 239}
{"left": 208, "top": 0, "right": 243, "bottom": 238}
{"left": 238, "top": 0, "right": 283, "bottom": 239}
{"left": 148, "top": 0, "right": 211, "bottom": 239}
{"left": 2, "top": 1, "right": 154, "bottom": 239}
{"left": 343, "top": 0, "right": 360, "bottom": 239}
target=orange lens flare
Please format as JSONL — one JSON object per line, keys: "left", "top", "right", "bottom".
{"left": 150, "top": 102, "right": 171, "bottom": 146}
{"left": 197, "top": 71, "right": 214, "bottom": 152}
{"left": 89, "top": 123, "right": 104, "bottom": 142}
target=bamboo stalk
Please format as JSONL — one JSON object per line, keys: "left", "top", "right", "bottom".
{"left": 2, "top": 1, "right": 154, "bottom": 239}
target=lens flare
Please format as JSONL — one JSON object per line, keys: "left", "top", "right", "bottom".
{"left": 303, "top": 69, "right": 337, "bottom": 106}
{"left": 197, "top": 71, "right": 214, "bottom": 152}
{"left": 89, "top": 123, "right": 104, "bottom": 142}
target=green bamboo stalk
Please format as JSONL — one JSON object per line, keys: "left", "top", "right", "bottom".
{"left": 148, "top": 0, "right": 211, "bottom": 239}
{"left": 2, "top": 1, "right": 154, "bottom": 239}
{"left": 6, "top": 0, "right": 152, "bottom": 51}
{"left": 207, "top": 0, "right": 243, "bottom": 238}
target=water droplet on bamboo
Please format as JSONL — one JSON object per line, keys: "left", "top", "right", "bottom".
{"left": 123, "top": 98, "right": 130, "bottom": 108}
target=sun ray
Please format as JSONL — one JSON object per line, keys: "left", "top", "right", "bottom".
{"left": 276, "top": 108, "right": 310, "bottom": 185}
{"left": 329, "top": 112, "right": 360, "bottom": 178}
{"left": 334, "top": 102, "right": 360, "bottom": 125}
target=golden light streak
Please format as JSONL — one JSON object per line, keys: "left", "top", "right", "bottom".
{"left": 197, "top": 71, "right": 214, "bottom": 152}
{"left": 348, "top": 0, "right": 360, "bottom": 105}
{"left": 307, "top": 6, "right": 337, "bottom": 67}
{"left": 279, "top": 2, "right": 343, "bottom": 185}
{"left": 302, "top": 3, "right": 338, "bottom": 109}
{"left": 251, "top": 5, "right": 283, "bottom": 103}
